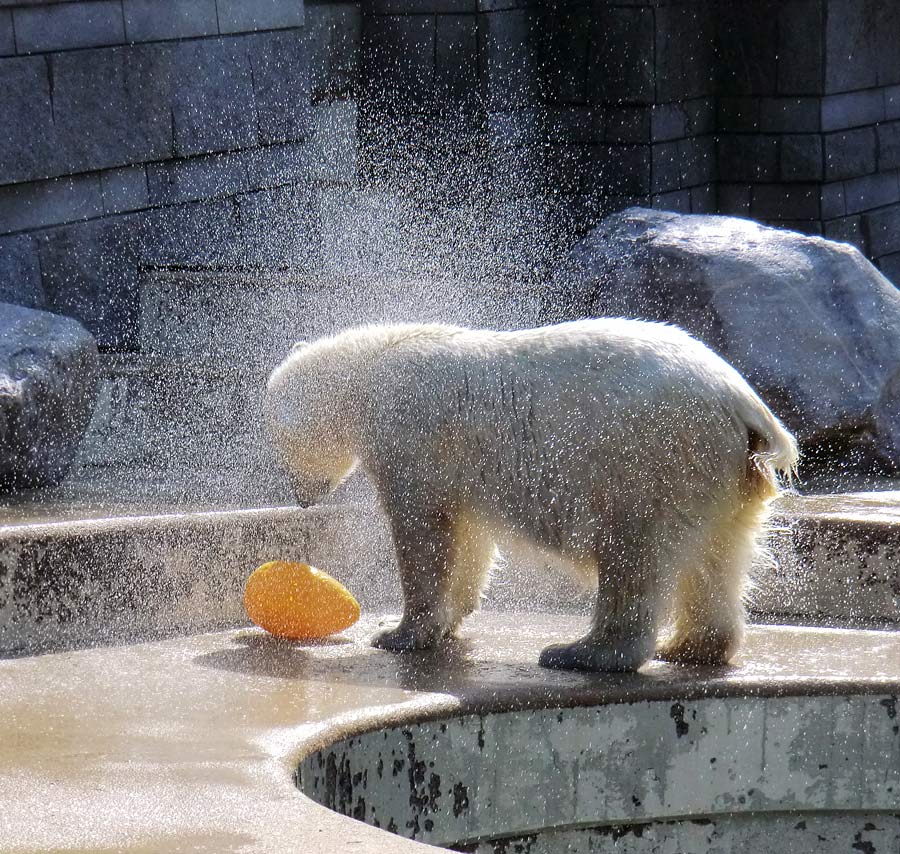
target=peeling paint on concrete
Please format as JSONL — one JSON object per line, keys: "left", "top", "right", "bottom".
{"left": 299, "top": 695, "right": 900, "bottom": 851}
{"left": 459, "top": 813, "right": 900, "bottom": 854}
{"left": 759, "top": 511, "right": 900, "bottom": 625}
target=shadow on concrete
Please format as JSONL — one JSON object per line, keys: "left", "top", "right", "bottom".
{"left": 189, "top": 617, "right": 739, "bottom": 707}
{"left": 192, "top": 627, "right": 488, "bottom": 693}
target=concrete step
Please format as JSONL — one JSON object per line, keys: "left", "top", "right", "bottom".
{"left": 1, "top": 489, "right": 899, "bottom": 657}
{"left": 0, "top": 499, "right": 393, "bottom": 656}
{"left": 76, "top": 353, "right": 267, "bottom": 464}
{"left": 66, "top": 351, "right": 290, "bottom": 506}
{"left": 762, "top": 491, "right": 900, "bottom": 627}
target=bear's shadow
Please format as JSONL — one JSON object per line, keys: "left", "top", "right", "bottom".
{"left": 194, "top": 629, "right": 489, "bottom": 693}
{"left": 193, "top": 628, "right": 723, "bottom": 698}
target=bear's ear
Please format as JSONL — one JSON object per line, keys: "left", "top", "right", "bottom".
{"left": 290, "top": 339, "right": 310, "bottom": 355}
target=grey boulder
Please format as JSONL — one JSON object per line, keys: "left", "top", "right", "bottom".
{"left": 0, "top": 303, "right": 99, "bottom": 492}
{"left": 544, "top": 207, "right": 900, "bottom": 474}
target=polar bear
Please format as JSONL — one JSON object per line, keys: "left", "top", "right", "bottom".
{"left": 265, "top": 320, "right": 797, "bottom": 672}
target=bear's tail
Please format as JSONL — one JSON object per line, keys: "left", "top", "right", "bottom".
{"left": 738, "top": 400, "right": 799, "bottom": 502}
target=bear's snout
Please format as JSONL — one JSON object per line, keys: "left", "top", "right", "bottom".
{"left": 289, "top": 474, "right": 331, "bottom": 508}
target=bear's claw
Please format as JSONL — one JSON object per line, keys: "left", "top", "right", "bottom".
{"left": 371, "top": 623, "right": 442, "bottom": 653}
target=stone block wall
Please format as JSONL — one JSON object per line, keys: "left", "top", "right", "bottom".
{"left": 3, "top": 0, "right": 900, "bottom": 355}
{"left": 0, "top": 0, "right": 364, "bottom": 351}
{"left": 357, "top": 0, "right": 717, "bottom": 219}
{"left": 593, "top": 0, "right": 716, "bottom": 213}
{"left": 357, "top": 0, "right": 900, "bottom": 284}
{"left": 716, "top": 0, "right": 900, "bottom": 282}
{"left": 2, "top": 0, "right": 899, "bottom": 500}
{"left": 0, "top": 0, "right": 365, "bottom": 499}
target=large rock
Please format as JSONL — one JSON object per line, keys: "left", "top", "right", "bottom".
{"left": 0, "top": 303, "right": 99, "bottom": 492}
{"left": 544, "top": 208, "right": 900, "bottom": 475}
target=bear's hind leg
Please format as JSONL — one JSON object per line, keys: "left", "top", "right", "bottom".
{"left": 656, "top": 498, "right": 768, "bottom": 666}
{"left": 445, "top": 512, "right": 496, "bottom": 630}
{"left": 539, "top": 525, "right": 666, "bottom": 673}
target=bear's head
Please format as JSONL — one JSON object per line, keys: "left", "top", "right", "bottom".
{"left": 265, "top": 340, "right": 358, "bottom": 507}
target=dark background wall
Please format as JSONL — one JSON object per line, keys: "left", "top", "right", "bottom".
{"left": 357, "top": 0, "right": 900, "bottom": 282}
{"left": 0, "top": 0, "right": 355, "bottom": 350}
{"left": 717, "top": 0, "right": 900, "bottom": 282}
{"left": 2, "top": 0, "right": 900, "bottom": 356}
{"left": 360, "top": 0, "right": 716, "bottom": 211}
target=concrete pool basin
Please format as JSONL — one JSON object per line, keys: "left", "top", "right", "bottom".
{"left": 300, "top": 688, "right": 900, "bottom": 852}
{"left": 1, "top": 614, "right": 897, "bottom": 853}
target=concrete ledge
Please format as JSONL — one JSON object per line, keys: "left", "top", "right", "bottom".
{"left": 759, "top": 491, "right": 900, "bottom": 626}
{"left": 0, "top": 500, "right": 398, "bottom": 655}
{"left": 0, "top": 505, "right": 319, "bottom": 654}
{"left": 0, "top": 616, "right": 897, "bottom": 853}
{"left": 2, "top": 490, "right": 900, "bottom": 656}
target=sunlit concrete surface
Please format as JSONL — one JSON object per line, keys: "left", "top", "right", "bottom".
{"left": 0, "top": 614, "right": 898, "bottom": 853}
{"left": 778, "top": 490, "right": 900, "bottom": 524}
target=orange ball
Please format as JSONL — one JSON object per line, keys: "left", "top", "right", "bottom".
{"left": 243, "top": 561, "right": 360, "bottom": 640}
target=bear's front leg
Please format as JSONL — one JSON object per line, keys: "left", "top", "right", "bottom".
{"left": 371, "top": 501, "right": 457, "bottom": 653}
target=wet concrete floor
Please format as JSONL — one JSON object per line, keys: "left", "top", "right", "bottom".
{"left": 1, "top": 614, "right": 898, "bottom": 853}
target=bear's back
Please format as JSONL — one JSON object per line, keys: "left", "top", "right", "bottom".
{"left": 369, "top": 318, "right": 746, "bottom": 418}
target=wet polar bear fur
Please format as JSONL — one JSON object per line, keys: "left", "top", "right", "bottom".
{"left": 265, "top": 320, "right": 798, "bottom": 672}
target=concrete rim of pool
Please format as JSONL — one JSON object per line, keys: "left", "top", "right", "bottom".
{"left": 1, "top": 613, "right": 897, "bottom": 853}
{"left": 293, "top": 617, "right": 900, "bottom": 853}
